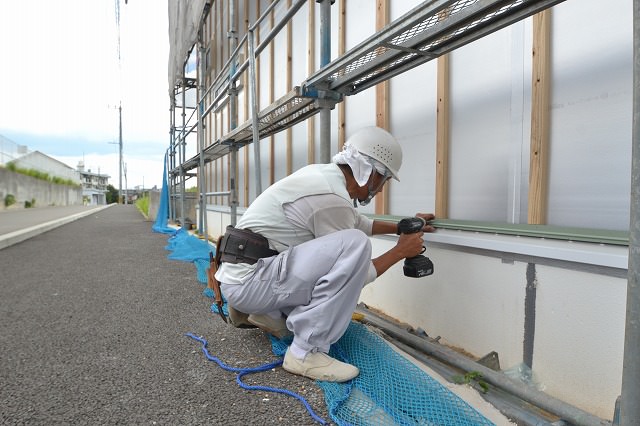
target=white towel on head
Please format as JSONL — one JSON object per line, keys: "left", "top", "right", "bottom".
{"left": 332, "top": 144, "right": 387, "bottom": 186}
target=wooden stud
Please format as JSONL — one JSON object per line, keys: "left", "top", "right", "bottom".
{"left": 286, "top": 0, "right": 293, "bottom": 175}
{"left": 528, "top": 10, "right": 551, "bottom": 225}
{"left": 269, "top": 2, "right": 275, "bottom": 185}
{"left": 374, "top": 0, "right": 389, "bottom": 215}
{"left": 435, "top": 54, "right": 450, "bottom": 219}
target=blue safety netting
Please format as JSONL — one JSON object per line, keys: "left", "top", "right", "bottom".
{"left": 267, "top": 323, "right": 494, "bottom": 425}
{"left": 319, "top": 322, "right": 495, "bottom": 426}
{"left": 152, "top": 152, "right": 175, "bottom": 235}
{"left": 153, "top": 155, "right": 216, "bottom": 297}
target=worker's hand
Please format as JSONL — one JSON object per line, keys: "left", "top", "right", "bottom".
{"left": 396, "top": 231, "right": 425, "bottom": 259}
{"left": 415, "top": 213, "right": 436, "bottom": 232}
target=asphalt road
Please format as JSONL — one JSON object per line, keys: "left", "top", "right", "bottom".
{"left": 0, "top": 204, "right": 331, "bottom": 425}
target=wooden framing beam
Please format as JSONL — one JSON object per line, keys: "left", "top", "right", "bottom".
{"left": 435, "top": 54, "right": 450, "bottom": 219}
{"left": 374, "top": 0, "right": 389, "bottom": 215}
{"left": 528, "top": 10, "right": 551, "bottom": 225}
{"left": 286, "top": 0, "right": 293, "bottom": 176}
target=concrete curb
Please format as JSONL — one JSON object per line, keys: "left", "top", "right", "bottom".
{"left": 0, "top": 204, "right": 114, "bottom": 251}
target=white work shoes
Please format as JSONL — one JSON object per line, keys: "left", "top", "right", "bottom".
{"left": 283, "top": 349, "right": 359, "bottom": 382}
{"left": 247, "top": 314, "right": 292, "bottom": 339}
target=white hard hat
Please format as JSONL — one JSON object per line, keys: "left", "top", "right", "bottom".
{"left": 345, "top": 126, "right": 402, "bottom": 181}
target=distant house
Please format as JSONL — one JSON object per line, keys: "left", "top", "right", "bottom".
{"left": 77, "top": 161, "right": 109, "bottom": 205}
{"left": 12, "top": 150, "right": 80, "bottom": 183}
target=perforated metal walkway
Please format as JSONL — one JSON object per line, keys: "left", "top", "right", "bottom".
{"left": 174, "top": 0, "right": 565, "bottom": 174}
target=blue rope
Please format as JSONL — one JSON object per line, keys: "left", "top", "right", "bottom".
{"left": 185, "top": 333, "right": 328, "bottom": 425}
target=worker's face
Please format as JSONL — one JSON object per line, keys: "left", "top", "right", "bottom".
{"left": 371, "top": 171, "right": 391, "bottom": 193}
{"left": 357, "top": 170, "right": 391, "bottom": 203}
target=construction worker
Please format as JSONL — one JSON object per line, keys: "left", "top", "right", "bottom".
{"left": 214, "top": 126, "right": 435, "bottom": 382}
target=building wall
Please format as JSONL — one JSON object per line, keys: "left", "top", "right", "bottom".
{"left": 0, "top": 168, "right": 82, "bottom": 209}
{"left": 184, "top": 0, "right": 633, "bottom": 420}
{"left": 364, "top": 236, "right": 625, "bottom": 419}
{"left": 12, "top": 151, "right": 80, "bottom": 184}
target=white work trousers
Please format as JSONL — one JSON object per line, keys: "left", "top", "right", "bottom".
{"left": 220, "top": 229, "right": 372, "bottom": 354}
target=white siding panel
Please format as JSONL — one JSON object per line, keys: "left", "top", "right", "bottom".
{"left": 548, "top": 0, "right": 632, "bottom": 230}
{"left": 449, "top": 27, "right": 516, "bottom": 221}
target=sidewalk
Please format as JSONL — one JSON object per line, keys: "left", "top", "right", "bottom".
{"left": 0, "top": 204, "right": 112, "bottom": 250}
{"left": 0, "top": 204, "right": 330, "bottom": 425}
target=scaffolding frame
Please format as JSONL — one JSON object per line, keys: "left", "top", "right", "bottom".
{"left": 166, "top": 0, "right": 640, "bottom": 424}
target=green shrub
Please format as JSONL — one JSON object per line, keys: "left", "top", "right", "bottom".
{"left": 5, "top": 162, "right": 79, "bottom": 187}
{"left": 135, "top": 194, "right": 150, "bottom": 217}
{"left": 4, "top": 194, "right": 16, "bottom": 207}
{"left": 24, "top": 198, "right": 36, "bottom": 208}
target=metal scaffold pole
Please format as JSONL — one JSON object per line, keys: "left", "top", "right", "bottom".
{"left": 248, "top": 29, "right": 263, "bottom": 196}
{"left": 180, "top": 77, "right": 187, "bottom": 228}
{"left": 119, "top": 103, "right": 124, "bottom": 204}
{"left": 168, "top": 97, "right": 175, "bottom": 222}
{"left": 318, "top": 0, "right": 332, "bottom": 164}
{"left": 197, "top": 37, "right": 207, "bottom": 238}
{"left": 229, "top": 0, "right": 238, "bottom": 225}
{"left": 620, "top": 1, "right": 640, "bottom": 424}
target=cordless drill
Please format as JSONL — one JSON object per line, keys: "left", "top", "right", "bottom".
{"left": 397, "top": 217, "right": 434, "bottom": 278}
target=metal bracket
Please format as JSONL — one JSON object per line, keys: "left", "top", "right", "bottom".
{"left": 477, "top": 351, "right": 501, "bottom": 371}
{"left": 220, "top": 139, "right": 247, "bottom": 149}
{"left": 300, "top": 84, "right": 343, "bottom": 103}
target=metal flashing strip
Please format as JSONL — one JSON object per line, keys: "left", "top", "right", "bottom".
{"left": 370, "top": 216, "right": 629, "bottom": 270}
{"left": 431, "top": 219, "right": 629, "bottom": 246}
{"left": 429, "top": 229, "right": 628, "bottom": 270}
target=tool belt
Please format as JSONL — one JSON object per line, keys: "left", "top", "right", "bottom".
{"left": 217, "top": 225, "right": 278, "bottom": 265}
{"left": 208, "top": 226, "right": 278, "bottom": 324}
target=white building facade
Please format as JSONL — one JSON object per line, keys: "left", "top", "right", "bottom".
{"left": 77, "top": 161, "right": 109, "bottom": 205}
{"left": 168, "top": 0, "right": 635, "bottom": 421}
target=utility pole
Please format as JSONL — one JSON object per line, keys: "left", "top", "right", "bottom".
{"left": 123, "top": 162, "right": 128, "bottom": 205}
{"left": 119, "top": 103, "right": 125, "bottom": 204}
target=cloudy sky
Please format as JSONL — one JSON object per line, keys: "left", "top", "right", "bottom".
{"left": 0, "top": 0, "right": 169, "bottom": 189}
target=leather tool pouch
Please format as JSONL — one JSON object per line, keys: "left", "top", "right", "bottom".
{"left": 209, "top": 226, "right": 277, "bottom": 324}
{"left": 218, "top": 226, "right": 278, "bottom": 265}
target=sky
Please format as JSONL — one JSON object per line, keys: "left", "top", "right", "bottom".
{"left": 0, "top": 0, "right": 169, "bottom": 190}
